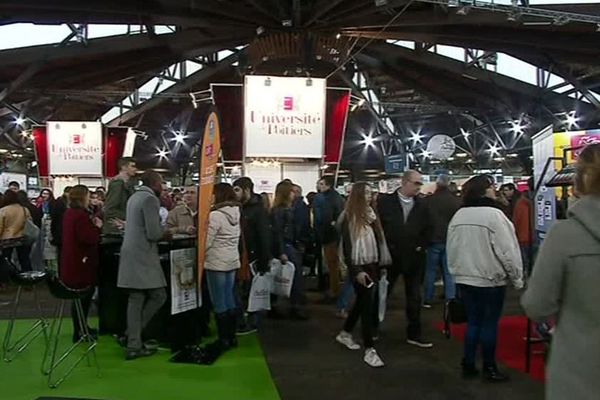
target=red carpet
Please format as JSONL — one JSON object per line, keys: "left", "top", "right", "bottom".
{"left": 436, "top": 316, "right": 546, "bottom": 382}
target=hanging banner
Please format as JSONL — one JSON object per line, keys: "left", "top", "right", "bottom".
{"left": 47, "top": 121, "right": 102, "bottom": 176}
{"left": 244, "top": 75, "right": 326, "bottom": 158}
{"left": 170, "top": 248, "right": 199, "bottom": 315}
{"left": 197, "top": 111, "right": 221, "bottom": 285}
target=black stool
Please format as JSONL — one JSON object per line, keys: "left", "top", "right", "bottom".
{"left": 1, "top": 240, "right": 49, "bottom": 363}
{"left": 42, "top": 273, "right": 99, "bottom": 389}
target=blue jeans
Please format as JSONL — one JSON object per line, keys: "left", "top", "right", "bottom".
{"left": 336, "top": 276, "right": 355, "bottom": 311}
{"left": 424, "top": 243, "right": 455, "bottom": 302}
{"left": 459, "top": 284, "right": 506, "bottom": 367}
{"left": 205, "top": 270, "right": 237, "bottom": 314}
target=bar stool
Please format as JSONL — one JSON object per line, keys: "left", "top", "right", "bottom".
{"left": 1, "top": 239, "right": 49, "bottom": 363}
{"left": 42, "top": 272, "right": 99, "bottom": 388}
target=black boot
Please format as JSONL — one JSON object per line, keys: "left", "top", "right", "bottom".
{"left": 227, "top": 310, "right": 238, "bottom": 348}
{"left": 482, "top": 365, "right": 509, "bottom": 382}
{"left": 198, "top": 313, "right": 229, "bottom": 365}
{"left": 461, "top": 359, "right": 479, "bottom": 379}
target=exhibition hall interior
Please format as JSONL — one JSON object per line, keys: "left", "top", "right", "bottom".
{"left": 1, "top": 1, "right": 600, "bottom": 400}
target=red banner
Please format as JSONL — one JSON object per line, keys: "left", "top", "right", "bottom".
{"left": 325, "top": 89, "right": 351, "bottom": 163}
{"left": 197, "top": 110, "right": 221, "bottom": 285}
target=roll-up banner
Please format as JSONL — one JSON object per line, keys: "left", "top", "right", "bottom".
{"left": 197, "top": 110, "right": 221, "bottom": 285}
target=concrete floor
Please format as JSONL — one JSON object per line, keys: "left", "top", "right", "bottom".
{"left": 259, "top": 281, "right": 544, "bottom": 400}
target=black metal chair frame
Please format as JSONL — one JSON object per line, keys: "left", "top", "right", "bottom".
{"left": 42, "top": 273, "right": 100, "bottom": 389}
{"left": 1, "top": 239, "right": 49, "bottom": 363}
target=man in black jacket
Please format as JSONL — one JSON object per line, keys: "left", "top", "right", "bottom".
{"left": 233, "top": 177, "right": 271, "bottom": 329}
{"left": 377, "top": 170, "right": 432, "bottom": 348}
{"left": 314, "top": 176, "right": 344, "bottom": 302}
{"left": 423, "top": 175, "right": 461, "bottom": 308}
{"left": 50, "top": 186, "right": 72, "bottom": 261}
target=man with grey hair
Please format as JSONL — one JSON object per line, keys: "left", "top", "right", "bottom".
{"left": 377, "top": 169, "right": 432, "bottom": 348}
{"left": 423, "top": 174, "right": 461, "bottom": 308}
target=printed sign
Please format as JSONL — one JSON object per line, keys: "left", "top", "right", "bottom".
{"left": 244, "top": 76, "right": 326, "bottom": 158}
{"left": 47, "top": 121, "right": 102, "bottom": 175}
{"left": 170, "top": 248, "right": 199, "bottom": 315}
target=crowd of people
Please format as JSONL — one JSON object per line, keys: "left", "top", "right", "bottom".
{"left": 0, "top": 144, "right": 599, "bottom": 396}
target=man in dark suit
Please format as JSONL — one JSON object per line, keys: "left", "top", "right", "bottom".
{"left": 377, "top": 170, "right": 432, "bottom": 348}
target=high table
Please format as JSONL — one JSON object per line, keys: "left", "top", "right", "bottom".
{"left": 97, "top": 234, "right": 208, "bottom": 350}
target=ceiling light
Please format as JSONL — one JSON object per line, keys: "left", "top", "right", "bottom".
{"left": 358, "top": 98, "right": 366, "bottom": 107}
{"left": 156, "top": 147, "right": 170, "bottom": 160}
{"left": 336, "top": 33, "right": 341, "bottom": 39}
{"left": 421, "top": 150, "right": 431, "bottom": 159}
{"left": 493, "top": 157, "right": 505, "bottom": 162}
{"left": 410, "top": 131, "right": 423, "bottom": 145}
{"left": 360, "top": 133, "right": 375, "bottom": 148}
{"left": 15, "top": 117, "right": 25, "bottom": 125}
{"left": 460, "top": 128, "right": 470, "bottom": 138}
{"left": 172, "top": 131, "right": 187, "bottom": 144}
{"left": 509, "top": 119, "right": 525, "bottom": 135}
{"left": 456, "top": 152, "right": 468, "bottom": 158}
{"left": 487, "top": 143, "right": 500, "bottom": 156}
{"left": 564, "top": 111, "right": 580, "bottom": 129}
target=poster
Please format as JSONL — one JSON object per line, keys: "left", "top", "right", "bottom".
{"left": 197, "top": 111, "right": 221, "bottom": 285}
{"left": 47, "top": 121, "right": 102, "bottom": 176}
{"left": 244, "top": 75, "right": 326, "bottom": 158}
{"left": 170, "top": 248, "right": 199, "bottom": 315}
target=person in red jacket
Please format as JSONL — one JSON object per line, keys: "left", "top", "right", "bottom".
{"left": 60, "top": 185, "right": 103, "bottom": 342}
{"left": 512, "top": 181, "right": 533, "bottom": 277}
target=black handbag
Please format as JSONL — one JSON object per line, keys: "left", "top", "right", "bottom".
{"left": 443, "top": 293, "right": 467, "bottom": 339}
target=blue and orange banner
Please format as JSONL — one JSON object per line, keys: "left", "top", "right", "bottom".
{"left": 197, "top": 110, "right": 221, "bottom": 285}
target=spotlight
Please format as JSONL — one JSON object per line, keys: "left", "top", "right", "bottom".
{"left": 173, "top": 132, "right": 187, "bottom": 144}
{"left": 564, "top": 111, "right": 580, "bottom": 129}
{"left": 421, "top": 150, "right": 431, "bottom": 159}
{"left": 15, "top": 117, "right": 25, "bottom": 125}
{"left": 360, "top": 133, "right": 375, "bottom": 148}
{"left": 336, "top": 33, "right": 341, "bottom": 40}
{"left": 256, "top": 26, "right": 265, "bottom": 35}
{"left": 156, "top": 148, "right": 170, "bottom": 160}
{"left": 358, "top": 98, "right": 366, "bottom": 107}
{"left": 282, "top": 20, "right": 292, "bottom": 27}
{"left": 410, "top": 131, "right": 423, "bottom": 145}
{"left": 460, "top": 128, "right": 470, "bottom": 138}
{"left": 487, "top": 143, "right": 500, "bottom": 156}
{"left": 509, "top": 120, "right": 525, "bottom": 135}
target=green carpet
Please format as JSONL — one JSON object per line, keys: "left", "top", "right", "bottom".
{"left": 0, "top": 319, "right": 280, "bottom": 400}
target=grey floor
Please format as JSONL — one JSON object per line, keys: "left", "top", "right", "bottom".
{"left": 259, "top": 280, "right": 544, "bottom": 400}
{"left": 1, "top": 280, "right": 545, "bottom": 400}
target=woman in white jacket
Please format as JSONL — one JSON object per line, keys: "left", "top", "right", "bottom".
{"left": 200, "top": 183, "right": 241, "bottom": 364}
{"left": 447, "top": 175, "right": 523, "bottom": 382}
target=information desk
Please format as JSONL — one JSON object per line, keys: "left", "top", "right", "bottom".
{"left": 98, "top": 234, "right": 208, "bottom": 350}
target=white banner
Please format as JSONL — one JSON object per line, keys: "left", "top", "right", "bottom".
{"left": 244, "top": 76, "right": 326, "bottom": 158}
{"left": 170, "top": 248, "right": 199, "bottom": 315}
{"left": 47, "top": 121, "right": 102, "bottom": 176}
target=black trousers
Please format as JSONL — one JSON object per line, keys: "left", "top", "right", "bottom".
{"left": 388, "top": 260, "right": 425, "bottom": 340}
{"left": 344, "top": 280, "right": 379, "bottom": 348}
{"left": 71, "top": 290, "right": 94, "bottom": 337}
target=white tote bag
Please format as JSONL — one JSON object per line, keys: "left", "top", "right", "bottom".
{"left": 247, "top": 265, "right": 272, "bottom": 312}
{"left": 378, "top": 271, "right": 389, "bottom": 322}
{"left": 270, "top": 258, "right": 295, "bottom": 298}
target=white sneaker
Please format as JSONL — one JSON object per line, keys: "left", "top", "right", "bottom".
{"left": 407, "top": 338, "right": 434, "bottom": 348}
{"left": 336, "top": 331, "right": 360, "bottom": 350}
{"left": 363, "top": 348, "right": 385, "bottom": 368}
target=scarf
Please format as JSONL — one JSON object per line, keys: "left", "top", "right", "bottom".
{"left": 349, "top": 207, "right": 379, "bottom": 266}
{"left": 462, "top": 197, "right": 503, "bottom": 210}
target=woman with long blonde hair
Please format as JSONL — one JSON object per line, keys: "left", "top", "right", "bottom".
{"left": 335, "top": 182, "right": 390, "bottom": 368}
